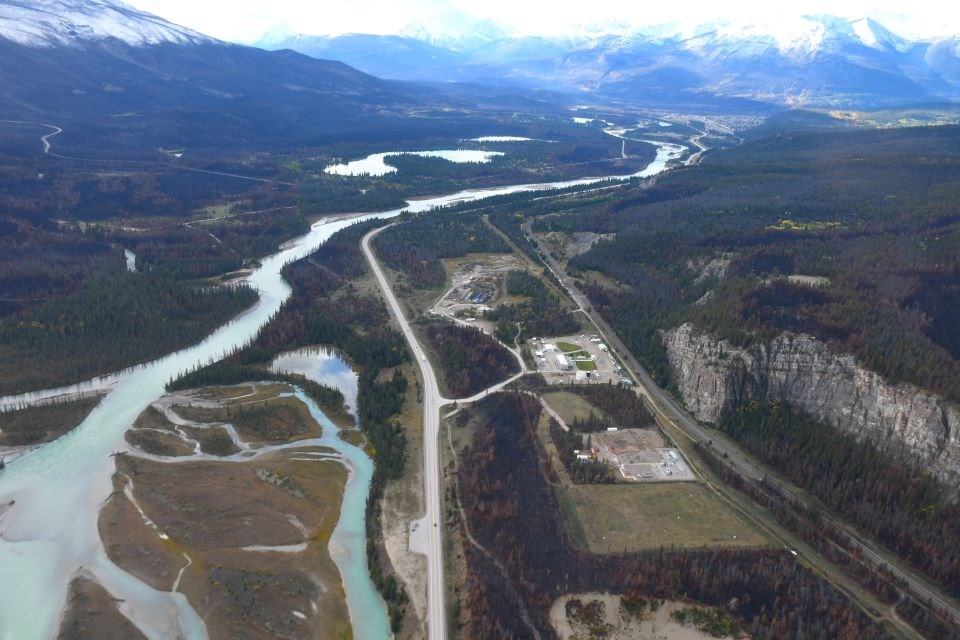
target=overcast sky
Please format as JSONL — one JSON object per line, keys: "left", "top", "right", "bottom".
{"left": 127, "top": 0, "right": 960, "bottom": 43}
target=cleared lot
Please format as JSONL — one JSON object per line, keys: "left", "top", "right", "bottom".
{"left": 541, "top": 390, "right": 609, "bottom": 425}
{"left": 593, "top": 429, "right": 694, "bottom": 482}
{"left": 536, "top": 404, "right": 768, "bottom": 553}
{"left": 430, "top": 253, "right": 526, "bottom": 331}
{"left": 562, "top": 482, "right": 770, "bottom": 553}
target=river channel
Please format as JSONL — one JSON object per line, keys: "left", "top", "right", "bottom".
{"left": 0, "top": 138, "right": 684, "bottom": 640}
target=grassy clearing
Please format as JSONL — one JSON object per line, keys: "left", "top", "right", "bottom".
{"left": 194, "top": 383, "right": 289, "bottom": 403}
{"left": 579, "top": 269, "right": 629, "bottom": 293}
{"left": 0, "top": 395, "right": 102, "bottom": 446}
{"left": 125, "top": 429, "right": 195, "bottom": 457}
{"left": 339, "top": 430, "right": 364, "bottom": 446}
{"left": 575, "top": 360, "right": 597, "bottom": 371}
{"left": 786, "top": 274, "right": 831, "bottom": 287}
{"left": 556, "top": 341, "right": 581, "bottom": 353}
{"left": 192, "top": 202, "right": 241, "bottom": 220}
{"left": 384, "top": 264, "right": 448, "bottom": 318}
{"left": 562, "top": 482, "right": 770, "bottom": 553}
{"left": 180, "top": 425, "right": 238, "bottom": 456}
{"left": 537, "top": 395, "right": 765, "bottom": 553}
{"left": 542, "top": 391, "right": 610, "bottom": 425}
{"left": 58, "top": 577, "right": 147, "bottom": 640}
{"left": 173, "top": 394, "right": 321, "bottom": 444}
{"left": 133, "top": 405, "right": 177, "bottom": 432}
{"left": 767, "top": 219, "right": 843, "bottom": 232}
{"left": 378, "top": 360, "right": 429, "bottom": 639}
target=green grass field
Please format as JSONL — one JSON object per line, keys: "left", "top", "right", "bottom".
{"left": 575, "top": 360, "right": 597, "bottom": 371}
{"left": 556, "top": 341, "right": 581, "bottom": 353}
{"left": 535, "top": 407, "right": 769, "bottom": 554}
{"left": 543, "top": 391, "right": 608, "bottom": 425}
{"left": 562, "top": 482, "right": 770, "bottom": 553}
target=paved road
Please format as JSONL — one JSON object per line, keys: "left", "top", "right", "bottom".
{"left": 363, "top": 225, "right": 448, "bottom": 640}
{"left": 363, "top": 224, "right": 537, "bottom": 640}
{"left": 526, "top": 224, "right": 960, "bottom": 629}
{"left": 0, "top": 119, "right": 62, "bottom": 154}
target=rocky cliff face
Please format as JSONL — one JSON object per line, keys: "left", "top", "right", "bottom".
{"left": 663, "top": 322, "right": 960, "bottom": 486}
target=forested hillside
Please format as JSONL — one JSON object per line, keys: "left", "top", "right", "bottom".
{"left": 536, "top": 123, "right": 960, "bottom": 400}
{"left": 720, "top": 401, "right": 960, "bottom": 594}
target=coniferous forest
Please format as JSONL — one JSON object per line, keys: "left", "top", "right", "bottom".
{"left": 456, "top": 392, "right": 894, "bottom": 639}
{"left": 420, "top": 321, "right": 520, "bottom": 398}
{"left": 536, "top": 122, "right": 960, "bottom": 400}
{"left": 0, "top": 271, "right": 257, "bottom": 394}
{"left": 374, "top": 212, "right": 510, "bottom": 288}
{"left": 719, "top": 401, "right": 960, "bottom": 595}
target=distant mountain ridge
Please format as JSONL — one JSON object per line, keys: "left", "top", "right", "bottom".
{"left": 0, "top": 0, "right": 212, "bottom": 47}
{"left": 261, "top": 14, "right": 960, "bottom": 108}
{"left": 0, "top": 0, "right": 460, "bottom": 155}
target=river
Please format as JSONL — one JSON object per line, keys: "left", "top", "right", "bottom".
{"left": 271, "top": 347, "right": 359, "bottom": 422}
{"left": 324, "top": 149, "right": 504, "bottom": 177}
{"left": 0, "top": 139, "right": 684, "bottom": 640}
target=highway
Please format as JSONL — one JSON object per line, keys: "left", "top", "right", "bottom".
{"left": 362, "top": 176, "right": 958, "bottom": 637}
{"left": 363, "top": 225, "right": 448, "bottom": 640}
{"left": 363, "top": 224, "right": 536, "bottom": 640}
{"left": 526, "top": 222, "right": 960, "bottom": 630}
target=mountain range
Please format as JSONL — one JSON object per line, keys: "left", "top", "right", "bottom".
{"left": 0, "top": 0, "right": 524, "bottom": 157}
{"left": 261, "top": 14, "right": 960, "bottom": 109}
{"left": 3, "top": 0, "right": 960, "bottom": 161}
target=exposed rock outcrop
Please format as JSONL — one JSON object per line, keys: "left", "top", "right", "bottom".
{"left": 663, "top": 322, "right": 960, "bottom": 487}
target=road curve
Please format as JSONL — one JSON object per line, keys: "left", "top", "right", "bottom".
{"left": 0, "top": 119, "right": 62, "bottom": 155}
{"left": 362, "top": 225, "right": 448, "bottom": 640}
{"left": 0, "top": 120, "right": 292, "bottom": 185}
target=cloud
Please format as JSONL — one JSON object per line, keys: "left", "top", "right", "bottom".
{"left": 127, "top": 0, "right": 960, "bottom": 43}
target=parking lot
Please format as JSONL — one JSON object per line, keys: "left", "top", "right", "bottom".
{"left": 532, "top": 334, "right": 630, "bottom": 386}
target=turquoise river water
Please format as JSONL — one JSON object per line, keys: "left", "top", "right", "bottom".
{"left": 0, "top": 139, "right": 683, "bottom": 640}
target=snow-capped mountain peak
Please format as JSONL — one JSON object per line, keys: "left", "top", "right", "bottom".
{"left": 399, "top": 8, "right": 512, "bottom": 51}
{"left": 0, "top": 0, "right": 214, "bottom": 48}
{"left": 656, "top": 15, "right": 916, "bottom": 62}
{"left": 850, "top": 17, "right": 914, "bottom": 52}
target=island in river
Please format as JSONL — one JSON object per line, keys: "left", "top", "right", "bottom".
{"left": 97, "top": 382, "right": 353, "bottom": 640}
{"left": 0, "top": 138, "right": 686, "bottom": 640}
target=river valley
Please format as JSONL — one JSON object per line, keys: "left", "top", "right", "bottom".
{"left": 0, "top": 138, "right": 684, "bottom": 640}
